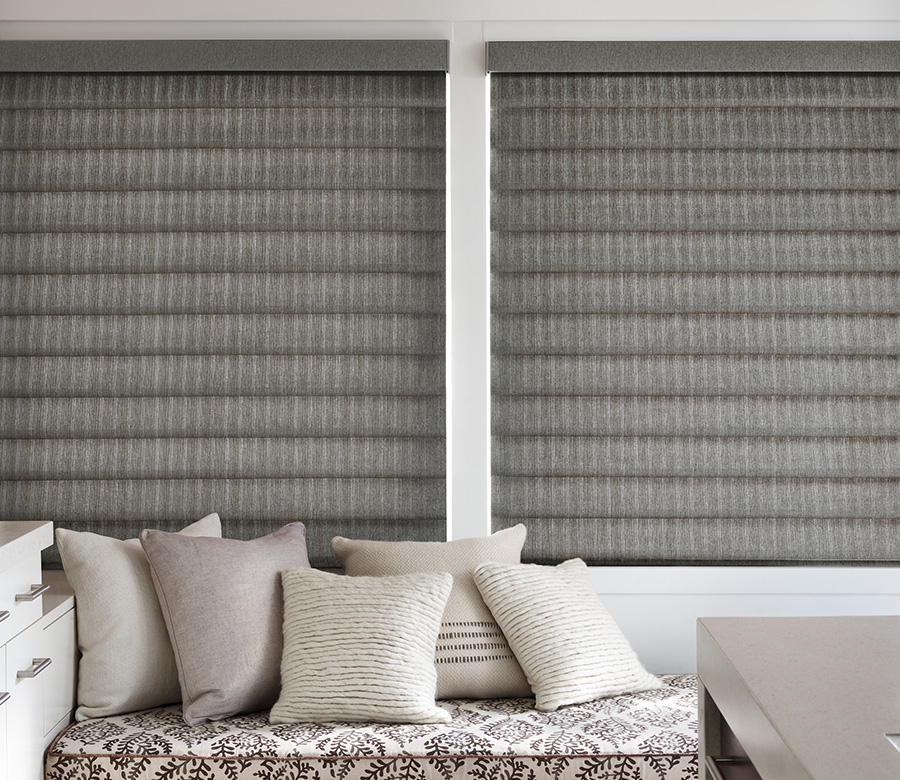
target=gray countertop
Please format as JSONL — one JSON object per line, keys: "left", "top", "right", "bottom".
{"left": 699, "top": 615, "right": 900, "bottom": 780}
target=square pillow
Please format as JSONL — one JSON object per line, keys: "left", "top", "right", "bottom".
{"left": 270, "top": 567, "right": 453, "bottom": 725}
{"left": 140, "top": 522, "right": 310, "bottom": 725}
{"left": 331, "top": 525, "right": 531, "bottom": 699}
{"left": 56, "top": 513, "right": 222, "bottom": 721}
{"left": 473, "top": 558, "right": 662, "bottom": 711}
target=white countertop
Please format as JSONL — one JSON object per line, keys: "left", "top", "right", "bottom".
{"left": 0, "top": 520, "right": 54, "bottom": 574}
{"left": 699, "top": 616, "right": 900, "bottom": 780}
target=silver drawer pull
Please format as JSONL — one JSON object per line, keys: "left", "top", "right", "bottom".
{"left": 704, "top": 756, "right": 726, "bottom": 780}
{"left": 705, "top": 755, "right": 744, "bottom": 780}
{"left": 15, "top": 583, "right": 50, "bottom": 602}
{"left": 17, "top": 657, "right": 51, "bottom": 679}
{"left": 0, "top": 610, "right": 9, "bottom": 622}
{"left": 0, "top": 691, "right": 9, "bottom": 707}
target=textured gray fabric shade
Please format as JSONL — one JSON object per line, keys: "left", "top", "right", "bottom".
{"left": 0, "top": 39, "right": 450, "bottom": 73}
{"left": 0, "top": 55, "right": 446, "bottom": 567}
{"left": 491, "top": 54, "right": 900, "bottom": 564}
{"left": 486, "top": 40, "right": 900, "bottom": 73}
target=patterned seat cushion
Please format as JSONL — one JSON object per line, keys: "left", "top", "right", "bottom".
{"left": 46, "top": 674, "right": 698, "bottom": 780}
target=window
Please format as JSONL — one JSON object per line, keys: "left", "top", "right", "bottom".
{"left": 489, "top": 41, "right": 900, "bottom": 564}
{"left": 0, "top": 41, "right": 448, "bottom": 566}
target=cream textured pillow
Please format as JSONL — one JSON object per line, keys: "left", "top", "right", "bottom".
{"left": 271, "top": 567, "right": 453, "bottom": 725}
{"left": 140, "top": 522, "right": 310, "bottom": 726}
{"left": 331, "top": 525, "right": 531, "bottom": 699}
{"left": 55, "top": 513, "right": 222, "bottom": 721}
{"left": 473, "top": 558, "right": 662, "bottom": 711}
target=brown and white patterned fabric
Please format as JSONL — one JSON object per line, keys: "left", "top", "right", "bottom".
{"left": 46, "top": 674, "right": 698, "bottom": 780}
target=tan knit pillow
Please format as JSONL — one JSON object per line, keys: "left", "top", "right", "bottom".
{"left": 474, "top": 558, "right": 662, "bottom": 711}
{"left": 331, "top": 525, "right": 531, "bottom": 699}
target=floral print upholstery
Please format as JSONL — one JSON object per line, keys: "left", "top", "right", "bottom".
{"left": 46, "top": 674, "right": 698, "bottom": 780}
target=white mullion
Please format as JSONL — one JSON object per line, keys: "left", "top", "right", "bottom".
{"left": 447, "top": 22, "right": 492, "bottom": 540}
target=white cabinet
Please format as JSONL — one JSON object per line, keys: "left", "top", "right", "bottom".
{"left": 1, "top": 643, "right": 7, "bottom": 780}
{"left": 6, "top": 623, "right": 47, "bottom": 780}
{"left": 42, "top": 606, "right": 77, "bottom": 736}
{"left": 0, "top": 557, "right": 44, "bottom": 649}
{"left": 0, "top": 524, "right": 76, "bottom": 780}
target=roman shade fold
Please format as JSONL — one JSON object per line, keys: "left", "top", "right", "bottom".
{"left": 0, "top": 42, "right": 447, "bottom": 566}
{"left": 490, "top": 41, "right": 900, "bottom": 564}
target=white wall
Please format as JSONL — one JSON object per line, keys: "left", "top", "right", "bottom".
{"left": 3, "top": 0, "right": 899, "bottom": 670}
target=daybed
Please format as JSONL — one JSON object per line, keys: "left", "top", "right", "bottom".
{"left": 51, "top": 519, "right": 699, "bottom": 780}
{"left": 45, "top": 674, "right": 698, "bottom": 780}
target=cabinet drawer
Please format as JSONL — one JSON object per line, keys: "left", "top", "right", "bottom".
{"left": 5, "top": 620, "right": 47, "bottom": 780}
{"left": 42, "top": 608, "right": 76, "bottom": 734}
{"left": 0, "top": 556, "right": 44, "bottom": 647}
{"left": 706, "top": 713, "right": 764, "bottom": 780}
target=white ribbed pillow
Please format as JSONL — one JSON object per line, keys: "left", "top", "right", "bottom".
{"left": 473, "top": 558, "right": 662, "bottom": 711}
{"left": 271, "top": 567, "right": 453, "bottom": 725}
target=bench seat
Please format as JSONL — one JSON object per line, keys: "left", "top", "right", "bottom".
{"left": 46, "top": 673, "right": 698, "bottom": 780}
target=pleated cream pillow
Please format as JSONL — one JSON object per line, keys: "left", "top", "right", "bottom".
{"left": 271, "top": 567, "right": 453, "bottom": 725}
{"left": 473, "top": 558, "right": 662, "bottom": 711}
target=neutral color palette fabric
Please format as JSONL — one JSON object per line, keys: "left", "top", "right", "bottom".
{"left": 271, "top": 567, "right": 453, "bottom": 725}
{"left": 474, "top": 558, "right": 662, "bottom": 711}
{"left": 140, "top": 522, "right": 311, "bottom": 726}
{"left": 332, "top": 525, "right": 531, "bottom": 699}
{"left": 55, "top": 512, "right": 221, "bottom": 721}
{"left": 0, "top": 67, "right": 447, "bottom": 567}
{"left": 491, "top": 67, "right": 900, "bottom": 563}
{"left": 47, "top": 675, "right": 698, "bottom": 780}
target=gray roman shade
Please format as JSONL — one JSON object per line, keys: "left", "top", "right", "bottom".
{"left": 0, "top": 40, "right": 448, "bottom": 567}
{"left": 490, "top": 41, "right": 900, "bottom": 564}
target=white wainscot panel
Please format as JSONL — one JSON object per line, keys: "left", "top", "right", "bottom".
{"left": 588, "top": 566, "right": 900, "bottom": 674}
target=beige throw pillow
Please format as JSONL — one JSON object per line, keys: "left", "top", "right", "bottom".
{"left": 55, "top": 513, "right": 222, "bottom": 721}
{"left": 271, "top": 567, "right": 453, "bottom": 725}
{"left": 331, "top": 525, "right": 531, "bottom": 699}
{"left": 140, "top": 522, "right": 310, "bottom": 725}
{"left": 473, "top": 558, "right": 662, "bottom": 711}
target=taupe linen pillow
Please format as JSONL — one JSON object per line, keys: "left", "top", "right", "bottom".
{"left": 56, "top": 513, "right": 222, "bottom": 721}
{"left": 140, "top": 522, "right": 310, "bottom": 725}
{"left": 271, "top": 567, "right": 453, "bottom": 725}
{"left": 473, "top": 558, "right": 662, "bottom": 712}
{"left": 331, "top": 525, "right": 531, "bottom": 699}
